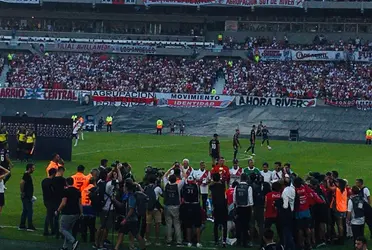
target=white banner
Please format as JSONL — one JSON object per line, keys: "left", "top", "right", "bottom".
{"left": 236, "top": 96, "right": 316, "bottom": 108}
{"left": 92, "top": 91, "right": 156, "bottom": 107}
{"left": 258, "top": 49, "right": 291, "bottom": 61}
{"left": 156, "top": 93, "right": 234, "bottom": 108}
{"left": 356, "top": 100, "right": 372, "bottom": 111}
{"left": 354, "top": 51, "right": 372, "bottom": 62}
{"left": 291, "top": 50, "right": 345, "bottom": 61}
{"left": 0, "top": 0, "right": 39, "bottom": 3}
{"left": 144, "top": 0, "right": 304, "bottom": 7}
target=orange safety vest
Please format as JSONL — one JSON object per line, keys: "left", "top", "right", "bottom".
{"left": 81, "top": 173, "right": 92, "bottom": 191}
{"left": 71, "top": 172, "right": 87, "bottom": 192}
{"left": 81, "top": 184, "right": 95, "bottom": 206}
{"left": 330, "top": 187, "right": 347, "bottom": 212}
{"left": 46, "top": 161, "right": 61, "bottom": 176}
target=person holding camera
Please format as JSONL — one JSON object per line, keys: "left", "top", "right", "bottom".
{"left": 182, "top": 175, "right": 203, "bottom": 248}
{"left": 164, "top": 174, "right": 183, "bottom": 247}
{"left": 114, "top": 179, "right": 146, "bottom": 250}
{"left": 144, "top": 174, "right": 163, "bottom": 246}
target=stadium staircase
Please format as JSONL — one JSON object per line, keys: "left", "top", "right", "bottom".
{"left": 0, "top": 64, "right": 9, "bottom": 87}
{"left": 213, "top": 74, "right": 226, "bottom": 94}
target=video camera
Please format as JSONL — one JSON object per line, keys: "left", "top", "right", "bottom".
{"left": 144, "top": 166, "right": 165, "bottom": 178}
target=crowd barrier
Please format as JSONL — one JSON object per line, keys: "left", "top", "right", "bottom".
{"left": 2, "top": 88, "right": 372, "bottom": 110}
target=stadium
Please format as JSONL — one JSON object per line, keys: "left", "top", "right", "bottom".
{"left": 0, "top": 0, "right": 371, "bottom": 250}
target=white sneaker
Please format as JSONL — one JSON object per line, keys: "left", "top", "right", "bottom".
{"left": 145, "top": 241, "right": 152, "bottom": 246}
{"left": 187, "top": 243, "right": 192, "bottom": 247}
{"left": 155, "top": 242, "right": 161, "bottom": 246}
{"left": 252, "top": 153, "right": 256, "bottom": 156}
{"left": 196, "top": 243, "right": 202, "bottom": 248}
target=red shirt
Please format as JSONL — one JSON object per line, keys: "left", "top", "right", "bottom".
{"left": 265, "top": 191, "right": 281, "bottom": 219}
{"left": 211, "top": 164, "right": 230, "bottom": 184}
{"left": 226, "top": 187, "right": 234, "bottom": 206}
{"left": 295, "top": 185, "right": 311, "bottom": 212}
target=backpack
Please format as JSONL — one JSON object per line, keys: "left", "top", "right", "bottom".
{"left": 89, "top": 181, "right": 107, "bottom": 213}
{"left": 144, "top": 184, "right": 157, "bottom": 211}
{"left": 134, "top": 191, "right": 149, "bottom": 217}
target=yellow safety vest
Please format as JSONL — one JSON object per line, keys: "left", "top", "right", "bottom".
{"left": 156, "top": 120, "right": 163, "bottom": 129}
{"left": 218, "top": 34, "right": 223, "bottom": 41}
{"left": 211, "top": 89, "right": 217, "bottom": 95}
{"left": 71, "top": 115, "right": 77, "bottom": 121}
{"left": 0, "top": 133, "right": 7, "bottom": 142}
{"left": 26, "top": 134, "right": 35, "bottom": 144}
{"left": 106, "top": 116, "right": 113, "bottom": 125}
{"left": 18, "top": 132, "right": 26, "bottom": 142}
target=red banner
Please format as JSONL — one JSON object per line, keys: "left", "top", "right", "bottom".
{"left": 324, "top": 98, "right": 355, "bottom": 108}
{"left": 144, "top": 0, "right": 304, "bottom": 7}
{"left": 44, "top": 89, "right": 78, "bottom": 101}
{"left": 0, "top": 88, "right": 78, "bottom": 101}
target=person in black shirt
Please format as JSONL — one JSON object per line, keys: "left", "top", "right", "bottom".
{"left": 262, "top": 229, "right": 284, "bottom": 250}
{"left": 257, "top": 121, "right": 263, "bottom": 137}
{"left": 209, "top": 133, "right": 220, "bottom": 165}
{"left": 261, "top": 126, "right": 270, "bottom": 148}
{"left": 52, "top": 166, "right": 66, "bottom": 238}
{"left": 19, "top": 163, "right": 36, "bottom": 231}
{"left": 210, "top": 173, "right": 228, "bottom": 247}
{"left": 42, "top": 168, "right": 57, "bottom": 236}
{"left": 233, "top": 129, "right": 241, "bottom": 160}
{"left": 181, "top": 175, "right": 202, "bottom": 247}
{"left": 245, "top": 125, "right": 256, "bottom": 156}
{"left": 56, "top": 177, "right": 82, "bottom": 250}
{"left": 0, "top": 143, "right": 13, "bottom": 184}
{"left": 170, "top": 119, "right": 176, "bottom": 134}
{"left": 179, "top": 120, "right": 185, "bottom": 136}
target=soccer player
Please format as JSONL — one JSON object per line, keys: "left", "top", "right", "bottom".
{"left": 78, "top": 116, "right": 84, "bottom": 141}
{"left": 194, "top": 161, "right": 210, "bottom": 212}
{"left": 0, "top": 143, "right": 13, "bottom": 185}
{"left": 245, "top": 125, "right": 256, "bottom": 156}
{"left": 209, "top": 134, "right": 220, "bottom": 165}
{"left": 180, "top": 120, "right": 185, "bottom": 136}
{"left": 233, "top": 129, "right": 241, "bottom": 160}
{"left": 257, "top": 121, "right": 263, "bottom": 137}
{"left": 170, "top": 119, "right": 176, "bottom": 135}
{"left": 229, "top": 159, "right": 242, "bottom": 186}
{"left": 72, "top": 119, "right": 82, "bottom": 147}
{"left": 260, "top": 163, "right": 272, "bottom": 184}
{"left": 261, "top": 125, "right": 271, "bottom": 149}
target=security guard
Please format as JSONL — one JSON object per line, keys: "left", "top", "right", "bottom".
{"left": 234, "top": 173, "right": 253, "bottom": 247}
{"left": 366, "top": 127, "right": 372, "bottom": 145}
{"left": 25, "top": 129, "right": 36, "bottom": 161}
{"left": 211, "top": 89, "right": 217, "bottom": 95}
{"left": 0, "top": 125, "right": 8, "bottom": 150}
{"left": 156, "top": 118, "right": 163, "bottom": 135}
{"left": 106, "top": 115, "right": 113, "bottom": 132}
{"left": 217, "top": 33, "right": 223, "bottom": 45}
{"left": 16, "top": 126, "right": 26, "bottom": 160}
{"left": 71, "top": 115, "right": 78, "bottom": 122}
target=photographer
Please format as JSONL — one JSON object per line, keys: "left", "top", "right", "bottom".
{"left": 114, "top": 179, "right": 146, "bottom": 250}
{"left": 164, "top": 174, "right": 183, "bottom": 246}
{"left": 144, "top": 174, "right": 163, "bottom": 246}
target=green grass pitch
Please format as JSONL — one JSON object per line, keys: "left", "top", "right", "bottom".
{"left": 0, "top": 132, "right": 370, "bottom": 249}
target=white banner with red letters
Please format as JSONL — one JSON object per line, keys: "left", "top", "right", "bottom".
{"left": 92, "top": 91, "right": 156, "bottom": 107}
{"left": 236, "top": 96, "right": 316, "bottom": 108}
{"left": 291, "top": 50, "right": 345, "bottom": 61}
{"left": 144, "top": 0, "right": 303, "bottom": 7}
{"left": 156, "top": 93, "right": 234, "bottom": 108}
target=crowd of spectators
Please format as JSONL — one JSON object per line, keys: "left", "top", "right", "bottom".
{"left": 6, "top": 54, "right": 217, "bottom": 94}
{"left": 0, "top": 57, "right": 4, "bottom": 73}
{"left": 5, "top": 53, "right": 372, "bottom": 100}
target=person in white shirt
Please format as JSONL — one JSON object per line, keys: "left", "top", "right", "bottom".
{"left": 193, "top": 161, "right": 210, "bottom": 212}
{"left": 280, "top": 174, "right": 295, "bottom": 250}
{"left": 271, "top": 162, "right": 283, "bottom": 183}
{"left": 182, "top": 159, "right": 194, "bottom": 178}
{"left": 72, "top": 120, "right": 82, "bottom": 147}
{"left": 347, "top": 186, "right": 366, "bottom": 242}
{"left": 0, "top": 166, "right": 10, "bottom": 227}
{"left": 260, "top": 162, "right": 272, "bottom": 184}
{"left": 229, "top": 159, "right": 242, "bottom": 186}
{"left": 356, "top": 179, "right": 370, "bottom": 204}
